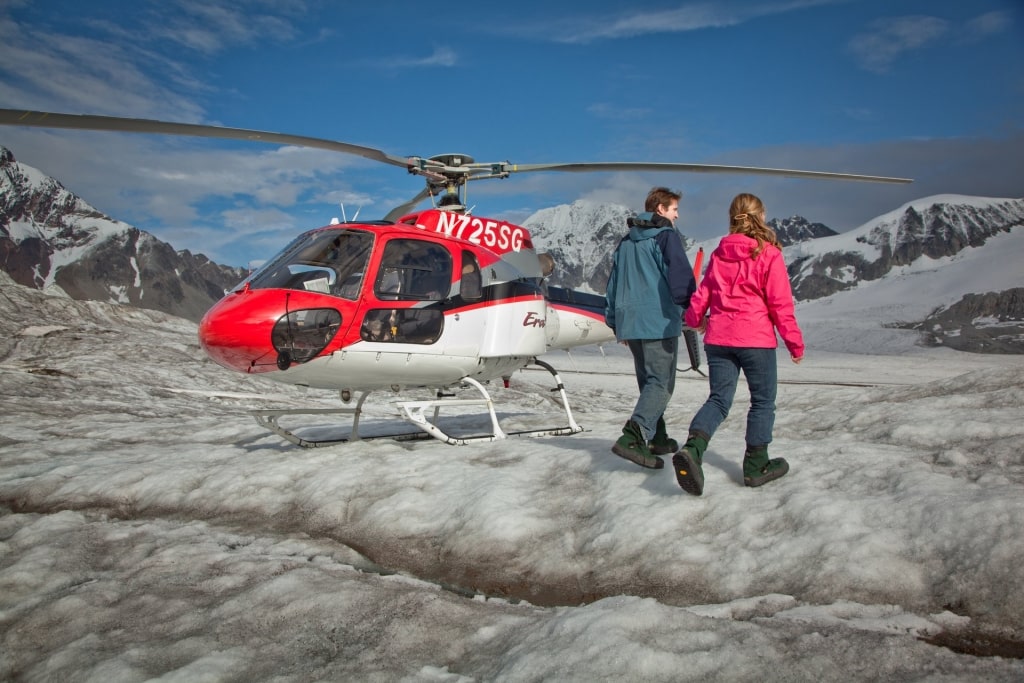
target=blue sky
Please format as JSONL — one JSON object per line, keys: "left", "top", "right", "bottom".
{"left": 1, "top": 0, "right": 1022, "bottom": 266}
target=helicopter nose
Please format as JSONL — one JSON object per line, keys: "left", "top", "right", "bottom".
{"left": 199, "top": 289, "right": 345, "bottom": 374}
{"left": 198, "top": 290, "right": 281, "bottom": 373}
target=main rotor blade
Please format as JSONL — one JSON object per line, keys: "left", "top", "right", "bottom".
{"left": 504, "top": 161, "right": 912, "bottom": 184}
{"left": 0, "top": 108, "right": 411, "bottom": 169}
{"left": 384, "top": 187, "right": 433, "bottom": 222}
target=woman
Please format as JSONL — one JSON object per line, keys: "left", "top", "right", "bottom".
{"left": 674, "top": 193, "right": 804, "bottom": 496}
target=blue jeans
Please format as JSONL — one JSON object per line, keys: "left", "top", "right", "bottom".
{"left": 626, "top": 337, "right": 679, "bottom": 440}
{"left": 688, "top": 345, "right": 777, "bottom": 448}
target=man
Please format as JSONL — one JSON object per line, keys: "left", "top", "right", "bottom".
{"left": 604, "top": 187, "right": 696, "bottom": 469}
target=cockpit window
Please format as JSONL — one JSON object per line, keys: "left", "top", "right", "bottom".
{"left": 374, "top": 239, "right": 452, "bottom": 301}
{"left": 245, "top": 229, "right": 374, "bottom": 299}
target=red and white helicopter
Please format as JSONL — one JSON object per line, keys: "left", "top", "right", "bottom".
{"left": 0, "top": 109, "right": 911, "bottom": 446}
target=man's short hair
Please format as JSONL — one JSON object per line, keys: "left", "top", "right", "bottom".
{"left": 644, "top": 187, "right": 682, "bottom": 213}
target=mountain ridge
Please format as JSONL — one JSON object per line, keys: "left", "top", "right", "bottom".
{"left": 1, "top": 146, "right": 247, "bottom": 322}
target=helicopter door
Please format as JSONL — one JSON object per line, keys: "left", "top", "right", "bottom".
{"left": 362, "top": 239, "right": 452, "bottom": 344}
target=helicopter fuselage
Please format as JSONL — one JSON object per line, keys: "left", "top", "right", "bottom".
{"left": 198, "top": 209, "right": 614, "bottom": 392}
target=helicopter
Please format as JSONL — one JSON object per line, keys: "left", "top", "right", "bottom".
{"left": 0, "top": 108, "right": 912, "bottom": 446}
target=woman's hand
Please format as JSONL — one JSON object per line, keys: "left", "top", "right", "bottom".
{"left": 685, "top": 318, "right": 707, "bottom": 334}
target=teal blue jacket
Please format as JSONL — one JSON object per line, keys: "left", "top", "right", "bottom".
{"left": 604, "top": 213, "right": 696, "bottom": 341}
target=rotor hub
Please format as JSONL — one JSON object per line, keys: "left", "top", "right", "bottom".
{"left": 429, "top": 153, "right": 475, "bottom": 167}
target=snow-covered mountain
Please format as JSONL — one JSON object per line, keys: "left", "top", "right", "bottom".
{"left": 0, "top": 147, "right": 247, "bottom": 322}
{"left": 523, "top": 202, "right": 838, "bottom": 294}
{"left": 785, "top": 195, "right": 1024, "bottom": 354}
{"left": 522, "top": 200, "right": 638, "bottom": 294}
{"left": 784, "top": 195, "right": 1024, "bottom": 301}
{"left": 526, "top": 195, "right": 1024, "bottom": 354}
{"left": 768, "top": 215, "right": 838, "bottom": 245}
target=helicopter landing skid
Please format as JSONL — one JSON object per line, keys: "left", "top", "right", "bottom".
{"left": 250, "top": 391, "right": 397, "bottom": 448}
{"left": 396, "top": 359, "right": 584, "bottom": 445}
{"left": 251, "top": 359, "right": 584, "bottom": 447}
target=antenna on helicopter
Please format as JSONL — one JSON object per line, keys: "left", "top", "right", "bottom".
{"left": 332, "top": 202, "right": 362, "bottom": 223}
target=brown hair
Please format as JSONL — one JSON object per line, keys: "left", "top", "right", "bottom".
{"left": 644, "top": 186, "right": 682, "bottom": 213}
{"left": 728, "top": 193, "right": 780, "bottom": 258}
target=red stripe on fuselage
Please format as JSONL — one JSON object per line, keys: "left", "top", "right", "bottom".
{"left": 549, "top": 302, "right": 606, "bottom": 322}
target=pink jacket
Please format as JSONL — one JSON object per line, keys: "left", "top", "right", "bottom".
{"left": 684, "top": 233, "right": 805, "bottom": 358}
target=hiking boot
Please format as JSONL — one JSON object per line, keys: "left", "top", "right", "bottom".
{"left": 649, "top": 416, "right": 679, "bottom": 455}
{"left": 612, "top": 420, "right": 664, "bottom": 470}
{"left": 672, "top": 431, "right": 708, "bottom": 496}
{"left": 743, "top": 445, "right": 789, "bottom": 487}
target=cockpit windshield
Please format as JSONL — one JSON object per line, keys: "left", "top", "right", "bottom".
{"left": 244, "top": 229, "right": 374, "bottom": 299}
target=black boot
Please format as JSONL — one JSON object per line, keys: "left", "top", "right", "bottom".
{"left": 612, "top": 420, "right": 664, "bottom": 470}
{"left": 672, "top": 431, "right": 708, "bottom": 495}
{"left": 743, "top": 445, "right": 789, "bottom": 487}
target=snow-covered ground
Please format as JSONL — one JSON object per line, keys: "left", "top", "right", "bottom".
{"left": 2, "top": 275, "right": 1023, "bottom": 681}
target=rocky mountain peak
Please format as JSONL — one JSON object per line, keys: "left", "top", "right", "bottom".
{"left": 1, "top": 146, "right": 246, "bottom": 322}
{"left": 523, "top": 200, "right": 636, "bottom": 293}
{"left": 854, "top": 197, "right": 1024, "bottom": 265}
{"left": 789, "top": 196, "right": 1024, "bottom": 301}
{"left": 768, "top": 215, "right": 838, "bottom": 246}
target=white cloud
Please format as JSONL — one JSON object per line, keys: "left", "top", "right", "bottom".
{"left": 848, "top": 16, "right": 949, "bottom": 73}
{"left": 842, "top": 106, "right": 879, "bottom": 122}
{"left": 369, "top": 46, "right": 459, "bottom": 69}
{"left": 586, "top": 102, "right": 652, "bottom": 121}
{"left": 152, "top": 1, "right": 301, "bottom": 55}
{"left": 961, "top": 10, "right": 1013, "bottom": 43}
{"left": 0, "top": 2, "right": 310, "bottom": 119}
{"left": 0, "top": 126, "right": 388, "bottom": 264}
{"left": 515, "top": 0, "right": 848, "bottom": 44}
